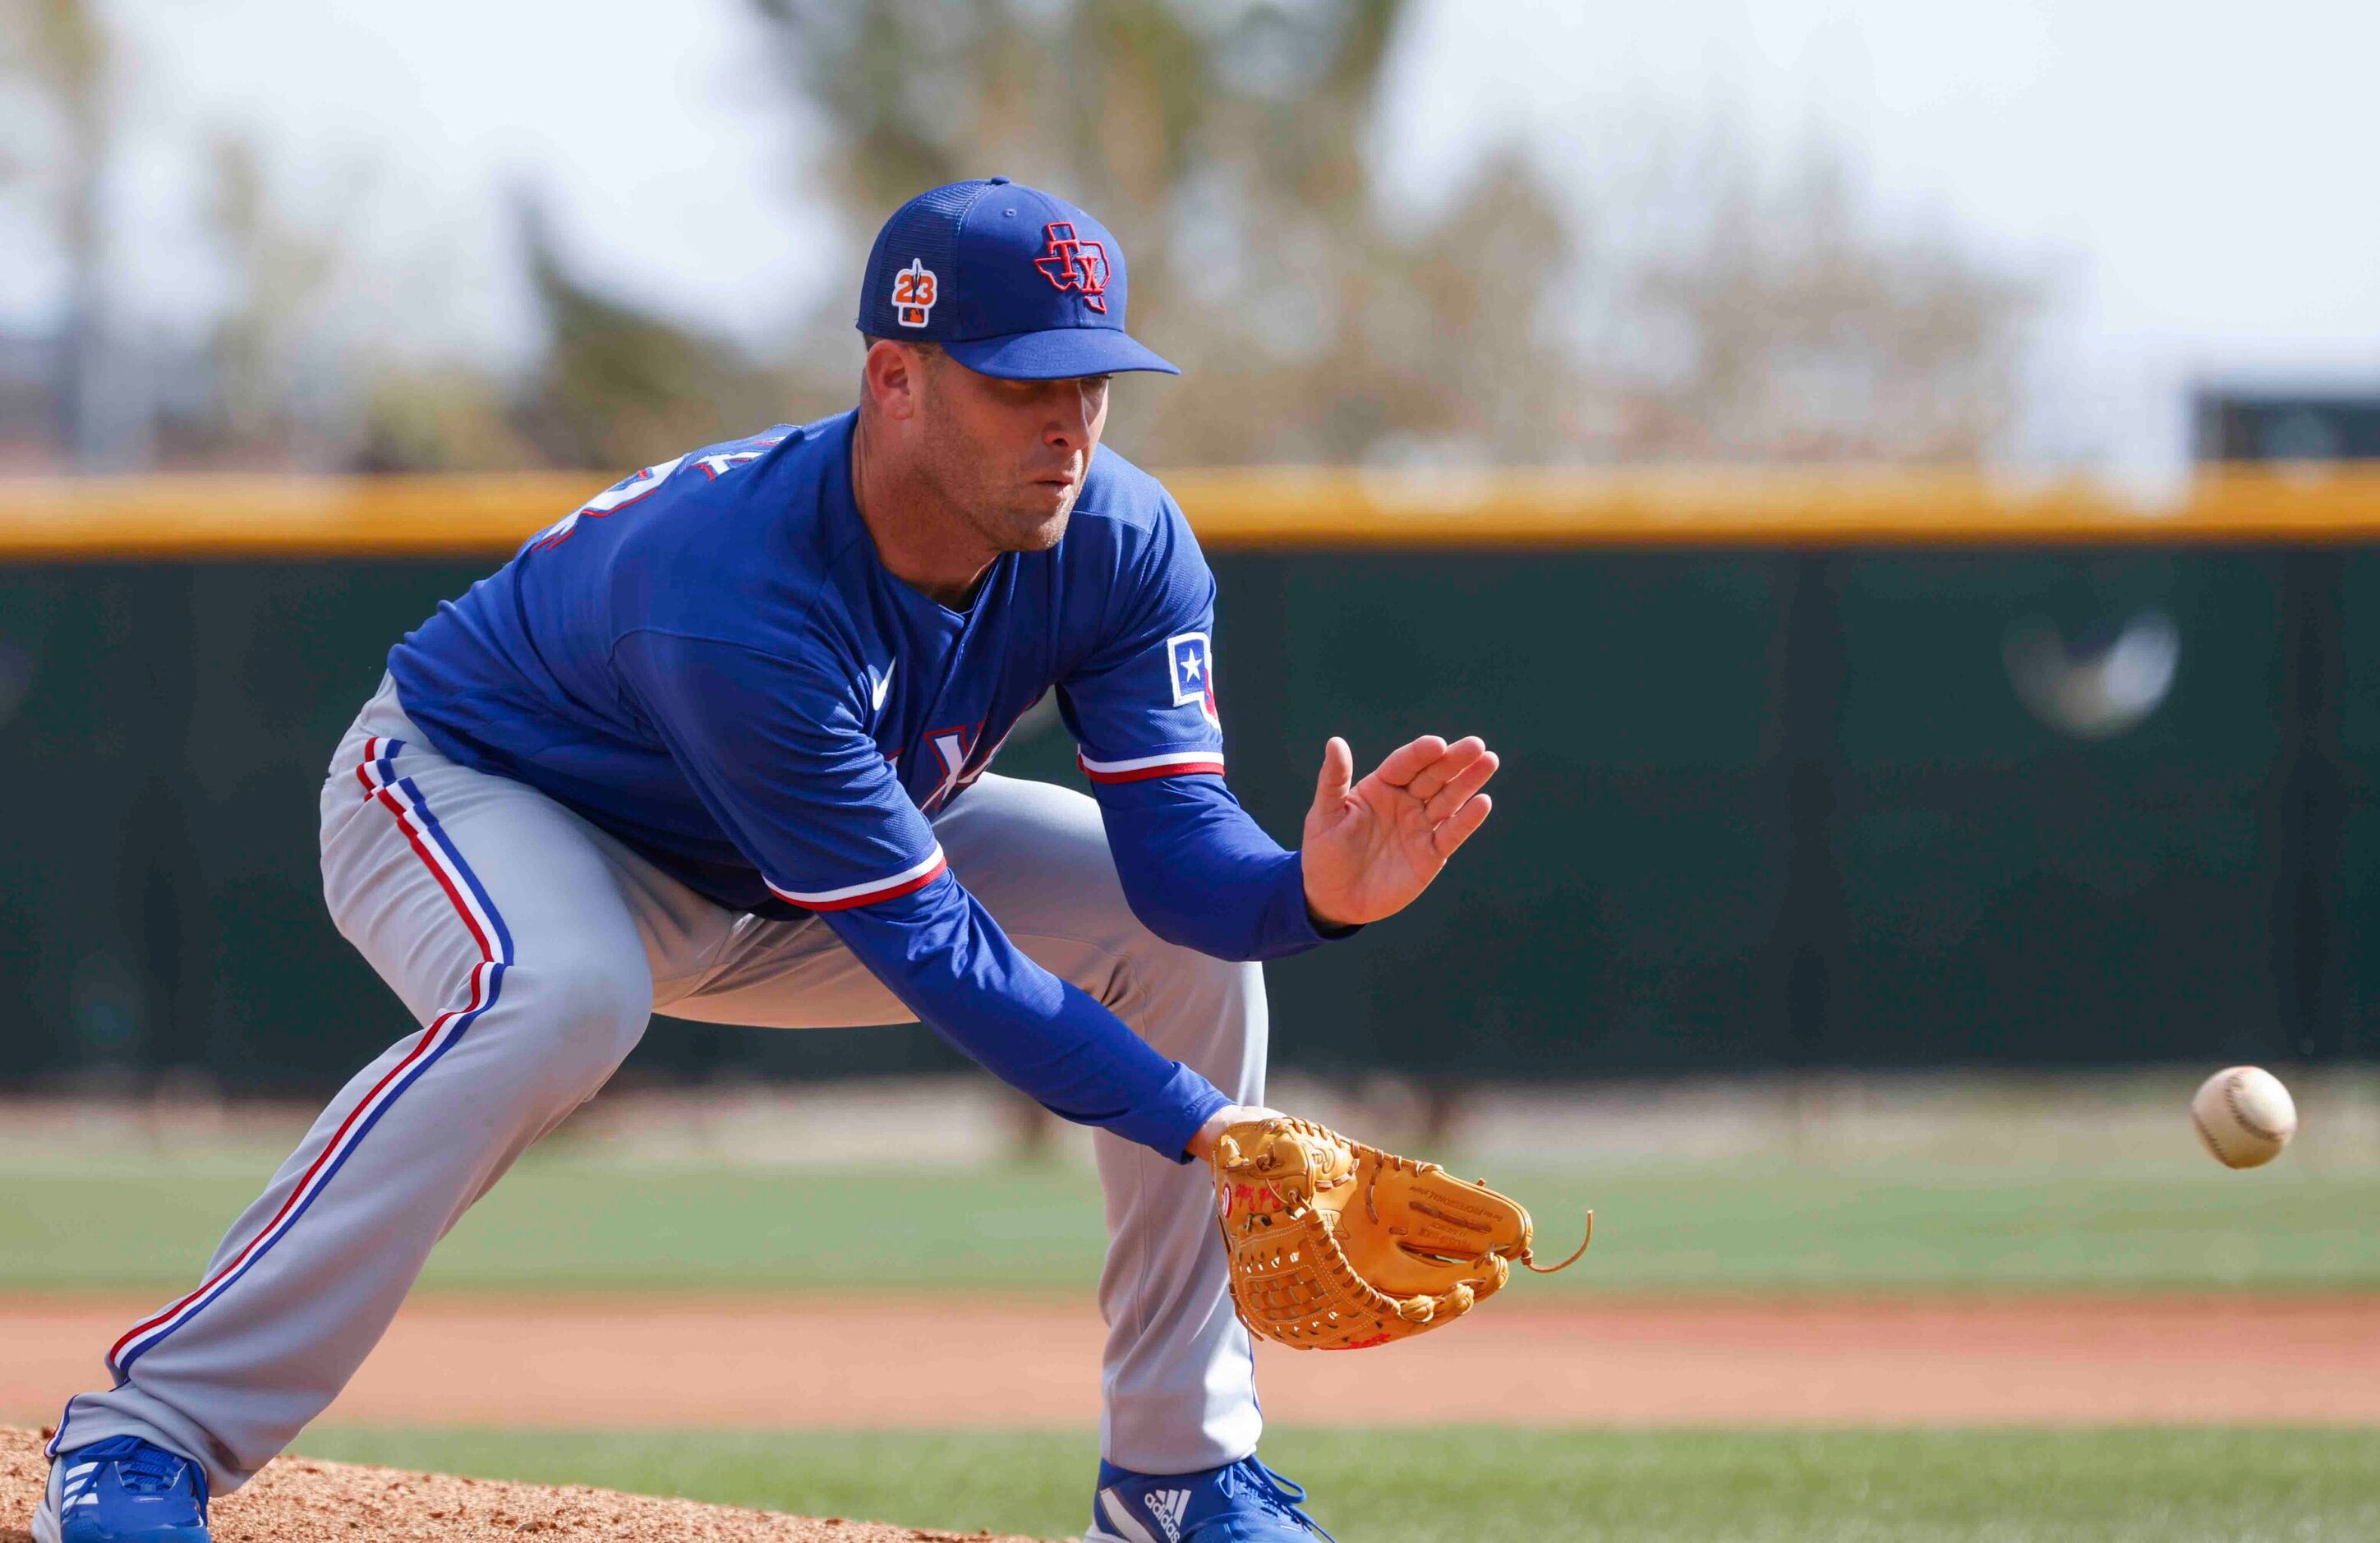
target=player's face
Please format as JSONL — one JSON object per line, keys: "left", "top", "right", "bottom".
{"left": 916, "top": 354, "right": 1110, "bottom": 552}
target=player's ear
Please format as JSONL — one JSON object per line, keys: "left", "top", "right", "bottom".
{"left": 863, "top": 339, "right": 928, "bottom": 423}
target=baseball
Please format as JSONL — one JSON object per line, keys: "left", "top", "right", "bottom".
{"left": 2190, "top": 1066, "right": 2297, "bottom": 1169}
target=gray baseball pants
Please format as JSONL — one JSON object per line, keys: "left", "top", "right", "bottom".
{"left": 52, "top": 675, "right": 1266, "bottom": 1489}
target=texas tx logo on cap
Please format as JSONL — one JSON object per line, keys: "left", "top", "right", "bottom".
{"left": 1033, "top": 223, "right": 1108, "bottom": 314}
{"left": 891, "top": 257, "right": 938, "bottom": 328}
{"left": 857, "top": 179, "right": 1176, "bottom": 379}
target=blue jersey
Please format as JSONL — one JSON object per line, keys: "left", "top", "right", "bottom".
{"left": 388, "top": 411, "right": 1330, "bottom": 1156}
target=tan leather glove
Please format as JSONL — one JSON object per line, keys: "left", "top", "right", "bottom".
{"left": 1211, "top": 1115, "right": 1591, "bottom": 1351}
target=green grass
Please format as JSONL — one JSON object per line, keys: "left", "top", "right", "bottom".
{"left": 7, "top": 1154, "right": 2379, "bottom": 1295}
{"left": 284, "top": 1426, "right": 2380, "bottom": 1541}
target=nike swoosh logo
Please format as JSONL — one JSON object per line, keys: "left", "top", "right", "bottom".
{"left": 871, "top": 660, "right": 896, "bottom": 712}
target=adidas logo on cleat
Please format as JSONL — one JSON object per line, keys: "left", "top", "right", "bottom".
{"left": 1146, "top": 1487, "right": 1191, "bottom": 1542}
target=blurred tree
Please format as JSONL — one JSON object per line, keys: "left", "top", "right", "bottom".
{"left": 1588, "top": 136, "right": 2040, "bottom": 463}
{"left": 348, "top": 365, "right": 539, "bottom": 473}
{"left": 0, "top": 0, "right": 112, "bottom": 462}
{"left": 509, "top": 204, "right": 803, "bottom": 469}
{"left": 750, "top": 0, "right": 2036, "bottom": 466}
{"left": 748, "top": 0, "right": 1581, "bottom": 465}
{"left": 150, "top": 135, "right": 346, "bottom": 467}
{"left": 0, "top": 0, "right": 2039, "bottom": 472}
{"left": 2, "top": 8, "right": 377, "bottom": 470}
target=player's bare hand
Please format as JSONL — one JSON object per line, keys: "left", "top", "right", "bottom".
{"left": 1300, "top": 734, "right": 1497, "bottom": 928}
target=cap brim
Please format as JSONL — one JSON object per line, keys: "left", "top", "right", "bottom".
{"left": 945, "top": 328, "right": 1180, "bottom": 380}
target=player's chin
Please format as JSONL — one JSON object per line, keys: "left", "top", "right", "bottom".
{"left": 996, "top": 492, "right": 1075, "bottom": 552}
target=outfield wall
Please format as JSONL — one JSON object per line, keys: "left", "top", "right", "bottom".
{"left": 3, "top": 470, "right": 2378, "bottom": 1087}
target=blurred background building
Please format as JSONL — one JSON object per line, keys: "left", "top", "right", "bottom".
{"left": 2, "top": 0, "right": 2377, "bottom": 1095}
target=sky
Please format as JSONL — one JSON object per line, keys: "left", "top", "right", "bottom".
{"left": 7, "top": 0, "right": 2377, "bottom": 471}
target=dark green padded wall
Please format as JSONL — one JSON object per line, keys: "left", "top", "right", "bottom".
{"left": 0, "top": 548, "right": 2363, "bottom": 1089}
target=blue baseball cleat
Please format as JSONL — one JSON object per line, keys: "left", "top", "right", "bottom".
{"left": 1086, "top": 1455, "right": 1333, "bottom": 1542}
{"left": 34, "top": 1436, "right": 212, "bottom": 1543}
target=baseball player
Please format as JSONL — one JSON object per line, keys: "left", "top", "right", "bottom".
{"left": 35, "top": 178, "right": 1498, "bottom": 1543}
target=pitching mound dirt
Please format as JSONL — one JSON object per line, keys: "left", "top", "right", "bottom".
{"left": 2, "top": 1428, "right": 1045, "bottom": 1543}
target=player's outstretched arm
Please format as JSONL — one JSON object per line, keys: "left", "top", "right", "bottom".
{"left": 1300, "top": 734, "right": 1498, "bottom": 928}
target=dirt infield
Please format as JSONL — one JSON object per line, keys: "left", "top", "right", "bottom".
{"left": 0, "top": 1426, "right": 1033, "bottom": 1543}
{"left": 7, "top": 1293, "right": 2380, "bottom": 1430}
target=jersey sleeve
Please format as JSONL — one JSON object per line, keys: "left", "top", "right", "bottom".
{"left": 1056, "top": 498, "right": 1228, "bottom": 786}
{"left": 611, "top": 626, "right": 1227, "bottom": 1157}
{"left": 1060, "top": 499, "right": 1351, "bottom": 962}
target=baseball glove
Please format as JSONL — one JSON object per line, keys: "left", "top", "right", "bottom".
{"left": 1211, "top": 1115, "right": 1591, "bottom": 1351}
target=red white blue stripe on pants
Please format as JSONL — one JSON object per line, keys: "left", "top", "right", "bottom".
{"left": 52, "top": 737, "right": 513, "bottom": 1456}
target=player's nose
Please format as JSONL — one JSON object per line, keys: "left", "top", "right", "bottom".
{"left": 1043, "top": 406, "right": 1089, "bottom": 449}
{"left": 1041, "top": 378, "right": 1103, "bottom": 449}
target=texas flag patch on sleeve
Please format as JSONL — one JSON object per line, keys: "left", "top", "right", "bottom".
{"left": 1071, "top": 631, "right": 1227, "bottom": 785}
{"left": 1168, "top": 631, "right": 1219, "bottom": 728}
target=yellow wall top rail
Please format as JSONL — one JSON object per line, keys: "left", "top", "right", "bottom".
{"left": 3, "top": 466, "right": 2380, "bottom": 560}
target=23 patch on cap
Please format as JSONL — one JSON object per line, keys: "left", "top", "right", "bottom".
{"left": 891, "top": 258, "right": 938, "bottom": 328}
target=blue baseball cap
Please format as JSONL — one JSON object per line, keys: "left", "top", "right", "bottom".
{"left": 856, "top": 177, "right": 1179, "bottom": 380}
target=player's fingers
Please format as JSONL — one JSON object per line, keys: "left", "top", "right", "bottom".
{"left": 1424, "top": 748, "right": 1499, "bottom": 823}
{"left": 1431, "top": 792, "right": 1494, "bottom": 857}
{"left": 1313, "top": 735, "right": 1356, "bottom": 812}
{"left": 1404, "top": 736, "right": 1489, "bottom": 802}
{"left": 1373, "top": 734, "right": 1449, "bottom": 789}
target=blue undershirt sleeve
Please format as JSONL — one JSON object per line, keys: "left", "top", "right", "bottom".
{"left": 820, "top": 875, "right": 1230, "bottom": 1158}
{"left": 1093, "top": 773, "right": 1352, "bottom": 963}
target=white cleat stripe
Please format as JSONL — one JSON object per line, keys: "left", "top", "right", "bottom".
{"left": 1097, "top": 1490, "right": 1164, "bottom": 1543}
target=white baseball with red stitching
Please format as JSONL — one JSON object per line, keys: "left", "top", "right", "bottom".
{"left": 2190, "top": 1066, "right": 2298, "bottom": 1169}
